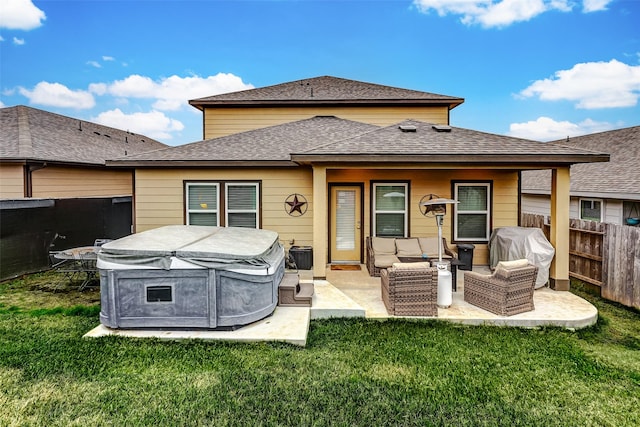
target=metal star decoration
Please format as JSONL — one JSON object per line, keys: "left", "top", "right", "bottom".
{"left": 285, "top": 193, "right": 308, "bottom": 216}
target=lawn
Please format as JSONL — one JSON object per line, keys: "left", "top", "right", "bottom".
{"left": 1, "top": 273, "right": 639, "bottom": 426}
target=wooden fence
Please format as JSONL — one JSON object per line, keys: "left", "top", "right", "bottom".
{"left": 521, "top": 213, "right": 640, "bottom": 310}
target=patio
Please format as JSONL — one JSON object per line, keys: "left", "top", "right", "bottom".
{"left": 85, "top": 264, "right": 598, "bottom": 346}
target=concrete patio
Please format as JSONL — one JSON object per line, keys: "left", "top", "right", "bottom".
{"left": 85, "top": 264, "right": 598, "bottom": 346}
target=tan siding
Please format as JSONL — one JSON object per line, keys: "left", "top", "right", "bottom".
{"left": 134, "top": 168, "right": 315, "bottom": 247}
{"left": 0, "top": 164, "right": 25, "bottom": 198}
{"left": 203, "top": 106, "right": 450, "bottom": 139}
{"left": 134, "top": 167, "right": 519, "bottom": 265}
{"left": 30, "top": 166, "right": 133, "bottom": 198}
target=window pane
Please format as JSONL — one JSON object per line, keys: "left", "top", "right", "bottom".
{"left": 580, "top": 200, "right": 601, "bottom": 221}
{"left": 228, "top": 212, "right": 257, "bottom": 228}
{"left": 189, "top": 212, "right": 217, "bottom": 226}
{"left": 228, "top": 185, "right": 256, "bottom": 210}
{"left": 375, "top": 185, "right": 406, "bottom": 211}
{"left": 376, "top": 213, "right": 405, "bottom": 237}
{"left": 188, "top": 185, "right": 217, "bottom": 211}
{"left": 458, "top": 186, "right": 487, "bottom": 211}
{"left": 457, "top": 214, "right": 487, "bottom": 239}
{"left": 336, "top": 189, "right": 356, "bottom": 250}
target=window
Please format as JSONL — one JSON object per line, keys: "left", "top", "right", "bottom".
{"left": 579, "top": 198, "right": 602, "bottom": 222}
{"left": 454, "top": 182, "right": 491, "bottom": 242}
{"left": 186, "top": 181, "right": 259, "bottom": 228}
{"left": 373, "top": 183, "right": 408, "bottom": 237}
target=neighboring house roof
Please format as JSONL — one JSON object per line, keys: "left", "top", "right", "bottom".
{"left": 107, "top": 117, "right": 609, "bottom": 168}
{"left": 0, "top": 105, "right": 167, "bottom": 166}
{"left": 189, "top": 75, "right": 465, "bottom": 110}
{"left": 521, "top": 125, "right": 640, "bottom": 200}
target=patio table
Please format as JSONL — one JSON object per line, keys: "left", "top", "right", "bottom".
{"left": 54, "top": 246, "right": 99, "bottom": 290}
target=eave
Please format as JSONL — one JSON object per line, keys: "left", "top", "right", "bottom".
{"left": 188, "top": 98, "right": 465, "bottom": 110}
{"left": 105, "top": 160, "right": 300, "bottom": 168}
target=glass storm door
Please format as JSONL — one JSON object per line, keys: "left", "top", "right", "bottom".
{"left": 330, "top": 186, "right": 362, "bottom": 263}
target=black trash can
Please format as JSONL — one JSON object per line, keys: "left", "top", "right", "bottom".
{"left": 289, "top": 246, "right": 313, "bottom": 270}
{"left": 456, "top": 244, "right": 475, "bottom": 271}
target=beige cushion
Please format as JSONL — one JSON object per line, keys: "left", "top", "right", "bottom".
{"left": 391, "top": 262, "right": 432, "bottom": 270}
{"left": 374, "top": 254, "right": 400, "bottom": 268}
{"left": 395, "top": 238, "right": 422, "bottom": 257}
{"left": 417, "top": 237, "right": 451, "bottom": 259}
{"left": 496, "top": 259, "right": 529, "bottom": 270}
{"left": 371, "top": 237, "right": 396, "bottom": 255}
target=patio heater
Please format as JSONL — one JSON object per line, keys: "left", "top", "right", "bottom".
{"left": 420, "top": 196, "right": 458, "bottom": 308}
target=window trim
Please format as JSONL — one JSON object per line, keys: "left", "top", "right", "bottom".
{"left": 184, "top": 180, "right": 261, "bottom": 228}
{"left": 579, "top": 198, "right": 603, "bottom": 222}
{"left": 371, "top": 181, "right": 409, "bottom": 238}
{"left": 225, "top": 182, "right": 260, "bottom": 229}
{"left": 185, "top": 182, "right": 220, "bottom": 227}
{"left": 452, "top": 181, "right": 492, "bottom": 243}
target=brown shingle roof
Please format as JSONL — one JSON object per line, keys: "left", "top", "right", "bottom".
{"left": 291, "top": 120, "right": 609, "bottom": 165}
{"left": 189, "top": 75, "right": 464, "bottom": 109}
{"left": 108, "top": 116, "right": 379, "bottom": 167}
{"left": 109, "top": 117, "right": 609, "bottom": 168}
{"left": 0, "top": 106, "right": 168, "bottom": 166}
{"left": 521, "top": 126, "right": 639, "bottom": 200}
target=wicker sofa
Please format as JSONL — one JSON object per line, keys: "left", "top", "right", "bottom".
{"left": 463, "top": 259, "right": 538, "bottom": 316}
{"left": 381, "top": 263, "right": 438, "bottom": 316}
{"left": 366, "top": 236, "right": 457, "bottom": 277}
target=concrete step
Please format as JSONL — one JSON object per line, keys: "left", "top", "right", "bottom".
{"left": 278, "top": 273, "right": 313, "bottom": 307}
{"left": 309, "top": 280, "right": 366, "bottom": 319}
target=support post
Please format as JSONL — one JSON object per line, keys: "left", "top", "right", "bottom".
{"left": 312, "top": 165, "right": 327, "bottom": 279}
{"left": 549, "top": 167, "right": 571, "bottom": 291}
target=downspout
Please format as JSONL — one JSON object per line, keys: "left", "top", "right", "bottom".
{"left": 24, "top": 162, "right": 47, "bottom": 197}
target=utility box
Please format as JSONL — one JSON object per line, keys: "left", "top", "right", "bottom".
{"left": 289, "top": 246, "right": 313, "bottom": 270}
{"left": 457, "top": 244, "right": 475, "bottom": 271}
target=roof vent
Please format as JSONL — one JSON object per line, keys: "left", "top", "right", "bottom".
{"left": 432, "top": 125, "right": 452, "bottom": 132}
{"left": 399, "top": 125, "right": 417, "bottom": 132}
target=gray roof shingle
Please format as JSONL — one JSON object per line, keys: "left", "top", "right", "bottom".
{"left": 521, "top": 126, "right": 639, "bottom": 199}
{"left": 189, "top": 76, "right": 464, "bottom": 108}
{"left": 109, "top": 117, "right": 609, "bottom": 168}
{"left": 0, "top": 105, "right": 168, "bottom": 166}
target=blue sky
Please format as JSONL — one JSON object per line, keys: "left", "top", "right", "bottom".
{"left": 1, "top": 0, "right": 639, "bottom": 145}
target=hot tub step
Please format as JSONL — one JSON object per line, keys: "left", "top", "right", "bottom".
{"left": 278, "top": 273, "right": 314, "bottom": 307}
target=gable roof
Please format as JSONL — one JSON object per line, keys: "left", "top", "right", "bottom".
{"left": 189, "top": 75, "right": 464, "bottom": 110}
{"left": 521, "top": 125, "right": 639, "bottom": 200}
{"left": 107, "top": 116, "right": 379, "bottom": 167}
{"left": 0, "top": 105, "right": 167, "bottom": 167}
{"left": 107, "top": 117, "right": 609, "bottom": 168}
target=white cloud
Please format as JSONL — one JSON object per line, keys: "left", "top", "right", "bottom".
{"left": 19, "top": 82, "right": 95, "bottom": 109}
{"left": 508, "top": 117, "right": 613, "bottom": 141}
{"left": 88, "top": 83, "right": 107, "bottom": 96}
{"left": 519, "top": 59, "right": 640, "bottom": 109}
{"left": 0, "top": 0, "right": 46, "bottom": 30}
{"left": 582, "top": 0, "right": 612, "bottom": 12}
{"left": 0, "top": 100, "right": 5, "bottom": 108}
{"left": 101, "top": 72, "right": 254, "bottom": 111}
{"left": 92, "top": 109, "right": 184, "bottom": 141}
{"left": 0, "top": 35, "right": 4, "bottom": 42}
{"left": 12, "top": 37, "right": 25, "bottom": 45}
{"left": 102, "top": 56, "right": 115, "bottom": 61}
{"left": 87, "top": 60, "right": 101, "bottom": 68}
{"left": 412, "top": 0, "right": 609, "bottom": 28}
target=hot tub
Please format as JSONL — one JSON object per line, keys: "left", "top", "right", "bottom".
{"left": 97, "top": 225, "right": 285, "bottom": 330}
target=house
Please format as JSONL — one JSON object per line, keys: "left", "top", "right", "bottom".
{"left": 521, "top": 126, "right": 640, "bottom": 225}
{"left": 0, "top": 105, "right": 167, "bottom": 279}
{"left": 106, "top": 76, "right": 609, "bottom": 291}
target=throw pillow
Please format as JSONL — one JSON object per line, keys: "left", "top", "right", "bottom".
{"left": 371, "top": 237, "right": 396, "bottom": 255}
{"left": 395, "top": 238, "right": 422, "bottom": 257}
{"left": 496, "top": 259, "right": 529, "bottom": 270}
{"left": 391, "top": 262, "right": 432, "bottom": 270}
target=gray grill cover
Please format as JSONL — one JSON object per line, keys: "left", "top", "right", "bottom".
{"left": 489, "top": 227, "right": 555, "bottom": 288}
{"left": 99, "top": 225, "right": 281, "bottom": 270}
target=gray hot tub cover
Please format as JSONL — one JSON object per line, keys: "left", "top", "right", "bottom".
{"left": 489, "top": 227, "right": 555, "bottom": 288}
{"left": 98, "top": 225, "right": 282, "bottom": 270}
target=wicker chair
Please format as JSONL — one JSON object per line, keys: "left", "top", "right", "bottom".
{"left": 380, "top": 264, "right": 438, "bottom": 316}
{"left": 463, "top": 261, "right": 538, "bottom": 316}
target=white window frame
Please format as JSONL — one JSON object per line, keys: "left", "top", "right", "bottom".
{"left": 372, "top": 182, "right": 408, "bottom": 238}
{"left": 453, "top": 182, "right": 491, "bottom": 242}
{"left": 186, "top": 182, "right": 220, "bottom": 226}
{"left": 225, "top": 183, "right": 260, "bottom": 229}
{"left": 579, "top": 198, "right": 603, "bottom": 222}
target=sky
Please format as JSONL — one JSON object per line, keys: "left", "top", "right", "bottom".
{"left": 1, "top": 0, "right": 639, "bottom": 146}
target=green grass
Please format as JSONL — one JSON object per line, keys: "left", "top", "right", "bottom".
{"left": 1, "top": 274, "right": 639, "bottom": 426}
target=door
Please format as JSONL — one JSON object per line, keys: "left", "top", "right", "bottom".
{"left": 330, "top": 185, "right": 362, "bottom": 263}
